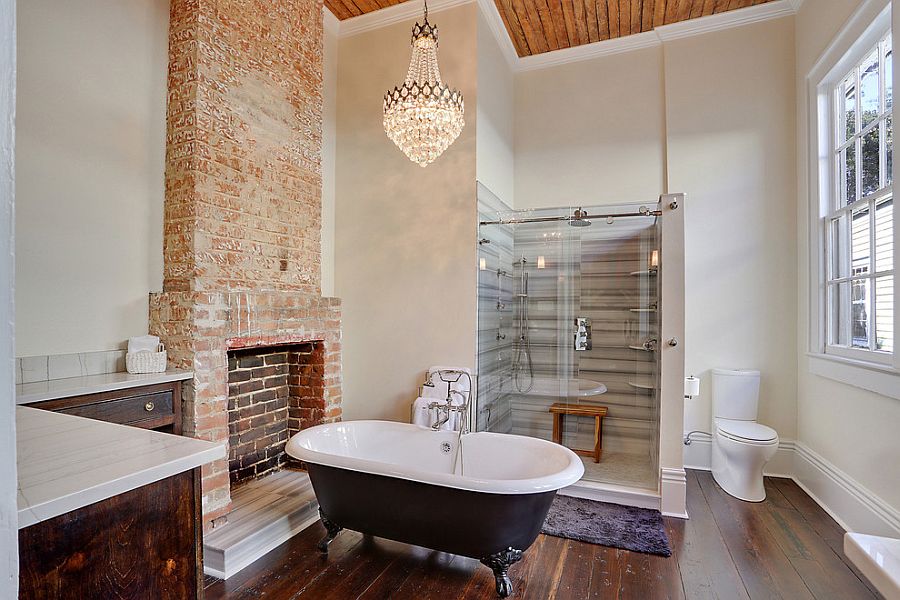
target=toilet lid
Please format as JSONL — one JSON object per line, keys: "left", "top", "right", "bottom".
{"left": 716, "top": 419, "right": 778, "bottom": 443}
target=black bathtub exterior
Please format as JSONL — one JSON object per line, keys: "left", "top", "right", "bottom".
{"left": 307, "top": 463, "right": 557, "bottom": 597}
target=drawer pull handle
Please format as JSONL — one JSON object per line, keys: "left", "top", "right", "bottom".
{"left": 145, "top": 401, "right": 155, "bottom": 412}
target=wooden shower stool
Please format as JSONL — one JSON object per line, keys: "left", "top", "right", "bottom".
{"left": 549, "top": 403, "right": 608, "bottom": 463}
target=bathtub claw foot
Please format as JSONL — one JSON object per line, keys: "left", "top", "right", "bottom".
{"left": 481, "top": 547, "right": 523, "bottom": 598}
{"left": 317, "top": 510, "right": 342, "bottom": 554}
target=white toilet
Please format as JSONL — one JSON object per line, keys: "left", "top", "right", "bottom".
{"left": 711, "top": 368, "right": 779, "bottom": 502}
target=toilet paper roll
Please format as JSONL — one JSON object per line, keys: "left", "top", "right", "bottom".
{"left": 684, "top": 376, "right": 700, "bottom": 397}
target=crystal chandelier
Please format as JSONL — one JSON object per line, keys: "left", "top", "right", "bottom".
{"left": 383, "top": 2, "right": 464, "bottom": 167}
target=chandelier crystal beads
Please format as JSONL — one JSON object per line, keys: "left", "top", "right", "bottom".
{"left": 383, "top": 14, "right": 465, "bottom": 167}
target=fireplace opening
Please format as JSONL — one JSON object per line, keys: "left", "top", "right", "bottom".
{"left": 227, "top": 342, "right": 325, "bottom": 486}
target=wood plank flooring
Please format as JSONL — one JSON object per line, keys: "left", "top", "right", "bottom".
{"left": 204, "top": 470, "right": 882, "bottom": 599}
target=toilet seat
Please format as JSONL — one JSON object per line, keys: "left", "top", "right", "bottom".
{"left": 716, "top": 419, "right": 777, "bottom": 444}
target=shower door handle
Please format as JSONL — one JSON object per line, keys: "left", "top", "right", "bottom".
{"left": 574, "top": 317, "right": 592, "bottom": 351}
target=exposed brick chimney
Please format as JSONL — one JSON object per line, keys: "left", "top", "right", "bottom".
{"left": 150, "top": 0, "right": 341, "bottom": 529}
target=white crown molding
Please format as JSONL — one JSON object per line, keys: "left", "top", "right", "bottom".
{"left": 338, "top": 0, "right": 473, "bottom": 38}
{"left": 516, "top": 30, "right": 661, "bottom": 72}
{"left": 331, "top": 0, "right": 797, "bottom": 72}
{"left": 655, "top": 0, "right": 795, "bottom": 42}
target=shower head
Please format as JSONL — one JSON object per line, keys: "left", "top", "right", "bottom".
{"left": 569, "top": 208, "right": 592, "bottom": 227}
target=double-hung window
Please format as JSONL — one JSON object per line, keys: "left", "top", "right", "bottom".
{"left": 825, "top": 31, "right": 895, "bottom": 364}
{"left": 809, "top": 0, "right": 900, "bottom": 398}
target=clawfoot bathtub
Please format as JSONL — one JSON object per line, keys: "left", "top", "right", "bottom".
{"left": 286, "top": 420, "right": 584, "bottom": 597}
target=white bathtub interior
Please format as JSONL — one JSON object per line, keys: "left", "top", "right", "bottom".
{"left": 476, "top": 185, "right": 661, "bottom": 493}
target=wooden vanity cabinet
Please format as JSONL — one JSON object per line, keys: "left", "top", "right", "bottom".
{"left": 26, "top": 380, "right": 183, "bottom": 434}
{"left": 18, "top": 468, "right": 204, "bottom": 600}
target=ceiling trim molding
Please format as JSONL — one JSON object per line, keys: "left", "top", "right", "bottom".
{"left": 516, "top": 30, "right": 661, "bottom": 72}
{"left": 336, "top": 0, "right": 473, "bottom": 38}
{"left": 654, "top": 0, "right": 795, "bottom": 42}
{"left": 329, "top": 0, "right": 798, "bottom": 72}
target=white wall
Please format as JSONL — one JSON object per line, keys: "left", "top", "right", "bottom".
{"left": 15, "top": 0, "right": 168, "bottom": 356}
{"left": 795, "top": 0, "right": 900, "bottom": 525}
{"left": 666, "top": 18, "right": 799, "bottom": 445}
{"left": 322, "top": 9, "right": 339, "bottom": 298}
{"left": 514, "top": 46, "right": 666, "bottom": 209}
{"left": 476, "top": 7, "right": 514, "bottom": 207}
{"left": 0, "top": 0, "right": 17, "bottom": 593}
{"left": 335, "top": 4, "right": 478, "bottom": 421}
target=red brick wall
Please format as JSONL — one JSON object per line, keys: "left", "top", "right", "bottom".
{"left": 165, "top": 0, "right": 324, "bottom": 293}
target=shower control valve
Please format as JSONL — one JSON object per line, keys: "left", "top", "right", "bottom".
{"left": 574, "top": 317, "right": 592, "bottom": 351}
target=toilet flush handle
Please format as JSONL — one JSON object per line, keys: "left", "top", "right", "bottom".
{"left": 667, "top": 338, "right": 678, "bottom": 347}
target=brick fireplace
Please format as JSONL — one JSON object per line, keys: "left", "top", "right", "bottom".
{"left": 227, "top": 343, "right": 324, "bottom": 485}
{"left": 150, "top": 0, "right": 340, "bottom": 529}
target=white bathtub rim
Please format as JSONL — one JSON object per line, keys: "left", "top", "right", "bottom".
{"left": 286, "top": 420, "right": 585, "bottom": 495}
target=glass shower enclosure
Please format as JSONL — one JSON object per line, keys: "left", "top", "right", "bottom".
{"left": 476, "top": 186, "right": 662, "bottom": 491}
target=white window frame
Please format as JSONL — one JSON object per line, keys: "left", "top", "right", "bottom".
{"left": 807, "top": 0, "right": 900, "bottom": 399}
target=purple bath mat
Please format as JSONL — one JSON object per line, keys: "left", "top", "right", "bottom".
{"left": 541, "top": 495, "right": 672, "bottom": 557}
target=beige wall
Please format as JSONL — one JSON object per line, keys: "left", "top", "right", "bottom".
{"left": 795, "top": 0, "right": 900, "bottom": 513}
{"left": 514, "top": 46, "right": 667, "bottom": 209}
{"left": 476, "top": 8, "right": 515, "bottom": 207}
{"left": 15, "top": 0, "right": 168, "bottom": 356}
{"left": 335, "top": 4, "right": 478, "bottom": 421}
{"left": 666, "top": 18, "right": 799, "bottom": 443}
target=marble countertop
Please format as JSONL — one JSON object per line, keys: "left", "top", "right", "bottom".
{"left": 16, "top": 369, "right": 193, "bottom": 405}
{"left": 16, "top": 407, "right": 224, "bottom": 529}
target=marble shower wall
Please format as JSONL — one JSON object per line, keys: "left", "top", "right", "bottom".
{"left": 475, "top": 183, "right": 514, "bottom": 433}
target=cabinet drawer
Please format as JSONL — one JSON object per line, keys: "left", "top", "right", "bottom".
{"left": 58, "top": 391, "right": 174, "bottom": 427}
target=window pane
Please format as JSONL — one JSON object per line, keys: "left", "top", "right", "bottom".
{"left": 875, "top": 197, "right": 894, "bottom": 272}
{"left": 829, "top": 282, "right": 849, "bottom": 346}
{"left": 851, "top": 205, "right": 870, "bottom": 275}
{"left": 829, "top": 215, "right": 848, "bottom": 280}
{"left": 860, "top": 50, "right": 880, "bottom": 128}
{"left": 843, "top": 75, "right": 857, "bottom": 141}
{"left": 843, "top": 144, "right": 857, "bottom": 205}
{"left": 885, "top": 41, "right": 893, "bottom": 111}
{"left": 861, "top": 126, "right": 880, "bottom": 196}
{"left": 887, "top": 115, "right": 894, "bottom": 186}
{"left": 875, "top": 275, "right": 894, "bottom": 352}
{"left": 851, "top": 277, "right": 871, "bottom": 348}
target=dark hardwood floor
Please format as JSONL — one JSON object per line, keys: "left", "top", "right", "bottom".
{"left": 204, "top": 470, "right": 882, "bottom": 599}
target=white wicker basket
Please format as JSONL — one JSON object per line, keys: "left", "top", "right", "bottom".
{"left": 126, "top": 343, "right": 167, "bottom": 374}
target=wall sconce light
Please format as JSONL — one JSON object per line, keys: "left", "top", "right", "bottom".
{"left": 537, "top": 256, "right": 545, "bottom": 269}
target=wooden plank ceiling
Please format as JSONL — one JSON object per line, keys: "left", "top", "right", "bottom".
{"left": 325, "top": 0, "right": 779, "bottom": 57}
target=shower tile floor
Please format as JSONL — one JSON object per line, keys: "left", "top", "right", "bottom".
{"left": 580, "top": 451, "right": 656, "bottom": 491}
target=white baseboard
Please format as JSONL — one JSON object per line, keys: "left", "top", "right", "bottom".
{"left": 660, "top": 467, "right": 689, "bottom": 519}
{"left": 793, "top": 442, "right": 900, "bottom": 538}
{"left": 682, "top": 434, "right": 795, "bottom": 477}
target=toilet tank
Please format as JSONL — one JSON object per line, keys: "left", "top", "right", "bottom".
{"left": 711, "top": 368, "right": 761, "bottom": 421}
